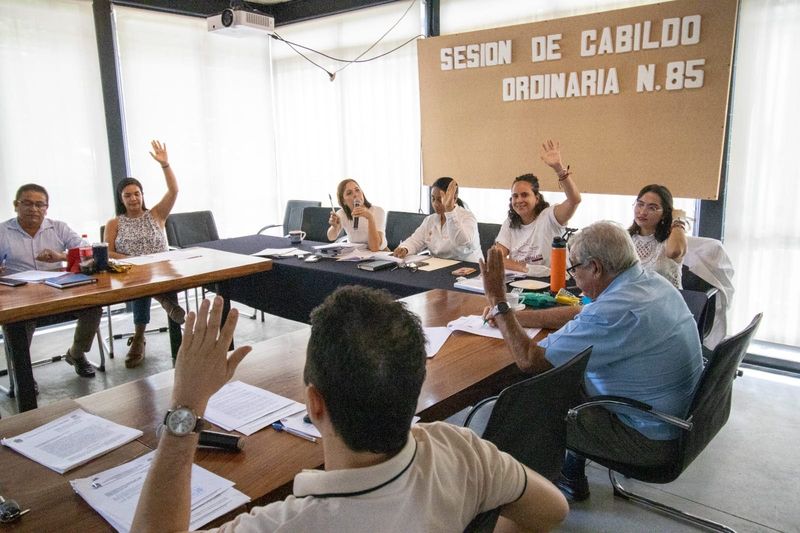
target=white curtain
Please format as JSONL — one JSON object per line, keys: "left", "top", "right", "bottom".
{"left": 0, "top": 0, "right": 112, "bottom": 242}
{"left": 270, "top": 2, "right": 424, "bottom": 217}
{"left": 723, "top": 0, "right": 800, "bottom": 347}
{"left": 113, "top": 6, "right": 278, "bottom": 238}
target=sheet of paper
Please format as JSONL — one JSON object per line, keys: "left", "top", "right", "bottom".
{"left": 120, "top": 248, "right": 206, "bottom": 266}
{"left": 4, "top": 270, "right": 65, "bottom": 282}
{"left": 0, "top": 409, "right": 143, "bottom": 474}
{"left": 424, "top": 326, "right": 452, "bottom": 358}
{"left": 372, "top": 252, "right": 430, "bottom": 264}
{"left": 205, "top": 381, "right": 295, "bottom": 432}
{"left": 70, "top": 451, "right": 249, "bottom": 533}
{"left": 312, "top": 242, "right": 364, "bottom": 250}
{"left": 336, "top": 248, "right": 379, "bottom": 262}
{"left": 447, "top": 315, "right": 540, "bottom": 340}
{"left": 236, "top": 401, "right": 306, "bottom": 436}
{"left": 280, "top": 410, "right": 322, "bottom": 439}
{"left": 417, "top": 257, "right": 459, "bottom": 272}
{"left": 453, "top": 276, "right": 485, "bottom": 294}
{"left": 252, "top": 247, "right": 304, "bottom": 257}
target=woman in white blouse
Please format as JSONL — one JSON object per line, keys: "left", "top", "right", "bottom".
{"left": 494, "top": 140, "right": 581, "bottom": 274}
{"left": 628, "top": 184, "right": 687, "bottom": 288}
{"left": 327, "top": 179, "right": 387, "bottom": 251}
{"left": 394, "top": 177, "right": 481, "bottom": 262}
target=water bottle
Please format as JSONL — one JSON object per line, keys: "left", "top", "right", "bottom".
{"left": 550, "top": 236, "right": 567, "bottom": 293}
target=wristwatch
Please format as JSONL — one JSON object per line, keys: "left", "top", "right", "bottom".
{"left": 164, "top": 406, "right": 204, "bottom": 437}
{"left": 488, "top": 301, "right": 512, "bottom": 319}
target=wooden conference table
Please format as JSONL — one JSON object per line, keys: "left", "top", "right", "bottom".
{"left": 0, "top": 290, "right": 535, "bottom": 532}
{"left": 0, "top": 248, "right": 272, "bottom": 412}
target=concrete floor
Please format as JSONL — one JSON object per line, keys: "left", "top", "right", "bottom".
{"left": 1, "top": 297, "right": 797, "bottom": 533}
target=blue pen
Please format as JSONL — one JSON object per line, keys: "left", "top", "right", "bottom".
{"left": 272, "top": 421, "right": 317, "bottom": 443}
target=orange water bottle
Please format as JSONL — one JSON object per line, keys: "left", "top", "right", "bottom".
{"left": 550, "top": 236, "right": 567, "bottom": 293}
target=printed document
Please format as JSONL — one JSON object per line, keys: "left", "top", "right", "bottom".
{"left": 423, "top": 327, "right": 452, "bottom": 358}
{"left": 1, "top": 409, "right": 142, "bottom": 474}
{"left": 70, "top": 451, "right": 249, "bottom": 533}
{"left": 447, "top": 315, "right": 540, "bottom": 340}
{"left": 205, "top": 381, "right": 303, "bottom": 435}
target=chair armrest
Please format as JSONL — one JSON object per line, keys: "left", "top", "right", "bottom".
{"left": 257, "top": 224, "right": 281, "bottom": 235}
{"left": 567, "top": 395, "right": 693, "bottom": 431}
{"left": 463, "top": 395, "right": 499, "bottom": 429}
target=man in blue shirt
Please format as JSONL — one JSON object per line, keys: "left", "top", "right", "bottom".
{"left": 0, "top": 183, "right": 101, "bottom": 378}
{"left": 482, "top": 220, "right": 702, "bottom": 501}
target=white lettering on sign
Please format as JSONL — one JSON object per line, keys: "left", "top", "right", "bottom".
{"left": 440, "top": 40, "right": 512, "bottom": 70}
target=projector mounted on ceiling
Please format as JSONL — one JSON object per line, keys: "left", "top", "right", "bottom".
{"left": 207, "top": 8, "right": 275, "bottom": 37}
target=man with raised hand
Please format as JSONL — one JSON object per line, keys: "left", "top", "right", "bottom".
{"left": 133, "top": 288, "right": 568, "bottom": 532}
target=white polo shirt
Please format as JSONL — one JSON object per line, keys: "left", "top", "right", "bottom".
{"left": 208, "top": 422, "right": 526, "bottom": 532}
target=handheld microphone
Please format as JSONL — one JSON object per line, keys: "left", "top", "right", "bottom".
{"left": 198, "top": 430, "right": 243, "bottom": 452}
{"left": 353, "top": 198, "right": 361, "bottom": 229}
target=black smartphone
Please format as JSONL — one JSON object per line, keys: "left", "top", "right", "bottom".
{"left": 357, "top": 260, "right": 395, "bottom": 272}
{"left": 0, "top": 277, "right": 27, "bottom": 287}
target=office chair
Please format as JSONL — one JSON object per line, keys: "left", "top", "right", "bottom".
{"left": 683, "top": 236, "right": 735, "bottom": 349}
{"left": 165, "top": 210, "right": 221, "bottom": 312}
{"left": 462, "top": 347, "right": 593, "bottom": 533}
{"left": 565, "top": 314, "right": 762, "bottom": 533}
{"left": 300, "top": 207, "right": 334, "bottom": 243}
{"left": 679, "top": 288, "right": 718, "bottom": 344}
{"left": 1, "top": 315, "right": 109, "bottom": 398}
{"left": 258, "top": 200, "right": 321, "bottom": 236}
{"left": 477, "top": 222, "right": 501, "bottom": 259}
{"left": 385, "top": 211, "right": 426, "bottom": 250}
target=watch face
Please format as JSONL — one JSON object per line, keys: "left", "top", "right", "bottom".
{"left": 167, "top": 408, "right": 197, "bottom": 436}
{"left": 496, "top": 301, "right": 510, "bottom": 314}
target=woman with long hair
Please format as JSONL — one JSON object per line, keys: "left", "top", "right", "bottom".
{"left": 494, "top": 140, "right": 581, "bottom": 274}
{"left": 326, "top": 179, "right": 387, "bottom": 251}
{"left": 104, "top": 140, "right": 184, "bottom": 368}
{"left": 628, "top": 184, "right": 688, "bottom": 288}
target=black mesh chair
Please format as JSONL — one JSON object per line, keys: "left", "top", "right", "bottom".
{"left": 477, "top": 222, "right": 501, "bottom": 259}
{"left": 165, "top": 211, "right": 220, "bottom": 312}
{"left": 385, "top": 210, "right": 426, "bottom": 250}
{"left": 566, "top": 314, "right": 762, "bottom": 533}
{"left": 258, "top": 200, "right": 321, "bottom": 236}
{"left": 462, "top": 347, "right": 593, "bottom": 533}
{"left": 301, "top": 207, "right": 334, "bottom": 243}
{"left": 679, "top": 288, "right": 717, "bottom": 343}
{"left": 165, "top": 210, "right": 219, "bottom": 248}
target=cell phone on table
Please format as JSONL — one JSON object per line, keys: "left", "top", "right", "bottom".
{"left": 451, "top": 267, "right": 476, "bottom": 277}
{"left": 0, "top": 277, "right": 27, "bottom": 287}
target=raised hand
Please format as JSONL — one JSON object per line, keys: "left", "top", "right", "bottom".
{"left": 539, "top": 139, "right": 564, "bottom": 171}
{"left": 480, "top": 246, "right": 509, "bottom": 305}
{"left": 171, "top": 296, "right": 251, "bottom": 414}
{"left": 443, "top": 180, "right": 459, "bottom": 212}
{"left": 149, "top": 140, "right": 169, "bottom": 167}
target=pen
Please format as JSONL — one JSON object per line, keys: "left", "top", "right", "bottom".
{"left": 1, "top": 254, "right": 6, "bottom": 268}
{"left": 328, "top": 194, "right": 337, "bottom": 214}
{"left": 272, "top": 422, "right": 317, "bottom": 443}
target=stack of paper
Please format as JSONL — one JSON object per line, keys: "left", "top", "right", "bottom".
{"left": 1, "top": 409, "right": 143, "bottom": 474}
{"left": 70, "top": 451, "right": 249, "bottom": 533}
{"left": 447, "top": 315, "right": 540, "bottom": 340}
{"left": 252, "top": 247, "right": 306, "bottom": 258}
{"left": 204, "top": 381, "right": 305, "bottom": 436}
{"left": 279, "top": 410, "right": 322, "bottom": 440}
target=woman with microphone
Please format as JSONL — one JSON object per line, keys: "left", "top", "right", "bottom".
{"left": 326, "top": 179, "right": 387, "bottom": 251}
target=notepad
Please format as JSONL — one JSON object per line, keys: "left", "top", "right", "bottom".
{"left": 44, "top": 273, "right": 97, "bottom": 289}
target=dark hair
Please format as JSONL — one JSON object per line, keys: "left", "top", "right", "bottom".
{"left": 336, "top": 179, "right": 372, "bottom": 221}
{"left": 508, "top": 174, "right": 549, "bottom": 229}
{"left": 305, "top": 286, "right": 426, "bottom": 455}
{"left": 628, "top": 184, "right": 674, "bottom": 242}
{"left": 114, "top": 178, "right": 148, "bottom": 216}
{"left": 15, "top": 183, "right": 49, "bottom": 204}
{"left": 431, "top": 176, "right": 464, "bottom": 208}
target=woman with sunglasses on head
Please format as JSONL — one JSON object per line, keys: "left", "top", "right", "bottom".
{"left": 494, "top": 140, "right": 582, "bottom": 274}
{"left": 628, "top": 184, "right": 688, "bottom": 288}
{"left": 104, "top": 140, "right": 184, "bottom": 368}
{"left": 394, "top": 177, "right": 481, "bottom": 262}
{"left": 327, "top": 179, "right": 387, "bottom": 251}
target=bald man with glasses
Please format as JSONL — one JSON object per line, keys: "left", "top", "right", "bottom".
{"left": 1, "top": 183, "right": 101, "bottom": 378}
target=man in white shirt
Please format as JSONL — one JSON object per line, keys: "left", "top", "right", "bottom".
{"left": 0, "top": 183, "right": 101, "bottom": 378}
{"left": 132, "top": 287, "right": 568, "bottom": 532}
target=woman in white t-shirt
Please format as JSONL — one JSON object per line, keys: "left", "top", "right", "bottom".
{"left": 327, "top": 179, "right": 387, "bottom": 251}
{"left": 494, "top": 140, "right": 582, "bottom": 274}
{"left": 628, "top": 184, "right": 688, "bottom": 288}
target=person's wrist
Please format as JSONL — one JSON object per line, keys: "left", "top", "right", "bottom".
{"left": 161, "top": 163, "right": 170, "bottom": 169}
